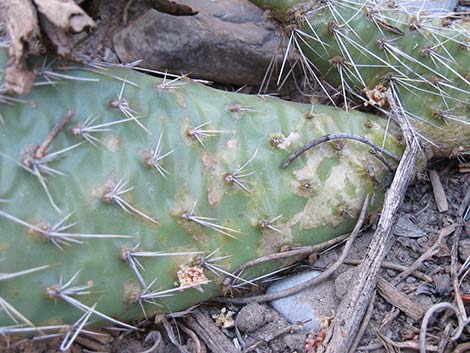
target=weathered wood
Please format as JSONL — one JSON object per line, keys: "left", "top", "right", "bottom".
{"left": 377, "top": 277, "right": 427, "bottom": 321}
{"left": 0, "top": 0, "right": 38, "bottom": 94}
{"left": 0, "top": 0, "right": 95, "bottom": 93}
{"left": 429, "top": 169, "right": 449, "bottom": 212}
{"left": 183, "top": 308, "right": 239, "bottom": 353}
{"left": 32, "top": 0, "right": 94, "bottom": 33}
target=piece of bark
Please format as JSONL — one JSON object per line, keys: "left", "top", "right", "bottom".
{"left": 183, "top": 308, "right": 239, "bottom": 353}
{"left": 32, "top": 0, "right": 95, "bottom": 33}
{"left": 0, "top": 0, "right": 39, "bottom": 94}
{"left": 151, "top": 0, "right": 198, "bottom": 16}
{"left": 114, "top": 0, "right": 279, "bottom": 85}
{"left": 0, "top": 0, "right": 95, "bottom": 94}
{"left": 4, "top": 63, "right": 36, "bottom": 94}
{"left": 377, "top": 277, "right": 427, "bottom": 321}
{"left": 429, "top": 169, "right": 449, "bottom": 212}
{"left": 38, "top": 14, "right": 73, "bottom": 56}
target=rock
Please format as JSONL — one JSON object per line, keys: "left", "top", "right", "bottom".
{"left": 459, "top": 238, "right": 470, "bottom": 262}
{"left": 236, "top": 302, "right": 273, "bottom": 333}
{"left": 113, "top": 0, "right": 279, "bottom": 85}
{"left": 335, "top": 267, "right": 356, "bottom": 299}
{"left": 266, "top": 271, "right": 338, "bottom": 331}
{"left": 283, "top": 333, "right": 308, "bottom": 352}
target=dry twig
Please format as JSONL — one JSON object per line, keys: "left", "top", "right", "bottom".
{"left": 428, "top": 169, "right": 449, "bottom": 212}
{"left": 377, "top": 276, "right": 427, "bottom": 321}
{"left": 242, "top": 321, "right": 305, "bottom": 353}
{"left": 224, "top": 232, "right": 351, "bottom": 288}
{"left": 344, "top": 259, "right": 432, "bottom": 283}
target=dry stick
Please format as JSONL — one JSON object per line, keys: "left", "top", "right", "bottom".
{"left": 428, "top": 169, "right": 449, "bottom": 212}
{"left": 224, "top": 232, "right": 351, "bottom": 286}
{"left": 344, "top": 259, "right": 433, "bottom": 283}
{"left": 349, "top": 291, "right": 376, "bottom": 353}
{"left": 381, "top": 334, "right": 439, "bottom": 352}
{"left": 217, "top": 194, "right": 370, "bottom": 304}
{"left": 377, "top": 276, "right": 427, "bottom": 321}
{"left": 438, "top": 322, "right": 455, "bottom": 353}
{"left": 138, "top": 331, "right": 162, "bottom": 353}
{"left": 281, "top": 133, "right": 400, "bottom": 169}
{"left": 323, "top": 90, "right": 420, "bottom": 353}
{"left": 358, "top": 341, "right": 439, "bottom": 352}
{"left": 178, "top": 323, "right": 203, "bottom": 353}
{"left": 390, "top": 223, "right": 459, "bottom": 286}
{"left": 369, "top": 148, "right": 395, "bottom": 172}
{"left": 73, "top": 334, "right": 109, "bottom": 352}
{"left": 35, "top": 111, "right": 74, "bottom": 158}
{"left": 453, "top": 342, "right": 470, "bottom": 353}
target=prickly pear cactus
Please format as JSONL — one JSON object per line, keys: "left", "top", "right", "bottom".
{"left": 250, "top": 0, "right": 470, "bottom": 157}
{"left": 0, "top": 49, "right": 403, "bottom": 336}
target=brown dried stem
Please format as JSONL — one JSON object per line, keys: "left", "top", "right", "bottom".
{"left": 35, "top": 111, "right": 74, "bottom": 158}
{"left": 0, "top": 0, "right": 39, "bottom": 94}
{"left": 344, "top": 259, "right": 432, "bottom": 283}
{"left": 0, "top": 0, "right": 95, "bottom": 94}
{"left": 281, "top": 133, "right": 400, "bottom": 169}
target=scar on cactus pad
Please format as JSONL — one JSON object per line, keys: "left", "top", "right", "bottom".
{"left": 249, "top": 0, "right": 470, "bottom": 157}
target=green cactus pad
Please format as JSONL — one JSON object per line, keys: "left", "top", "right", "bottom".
{"left": 0, "top": 50, "right": 403, "bottom": 333}
{"left": 249, "top": 0, "right": 470, "bottom": 157}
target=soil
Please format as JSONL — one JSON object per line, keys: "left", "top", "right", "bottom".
{"left": 1, "top": 1, "right": 469, "bottom": 352}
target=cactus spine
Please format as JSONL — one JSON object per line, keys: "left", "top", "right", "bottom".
{"left": 0, "top": 50, "right": 403, "bottom": 336}
{"left": 250, "top": 0, "right": 470, "bottom": 157}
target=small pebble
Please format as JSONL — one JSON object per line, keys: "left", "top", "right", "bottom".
{"left": 267, "top": 271, "right": 338, "bottom": 331}
{"left": 236, "top": 303, "right": 272, "bottom": 332}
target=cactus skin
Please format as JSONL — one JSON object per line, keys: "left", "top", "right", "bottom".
{"left": 250, "top": 0, "right": 470, "bottom": 157}
{"left": 0, "top": 49, "right": 403, "bottom": 333}
{"left": 247, "top": 0, "right": 302, "bottom": 16}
